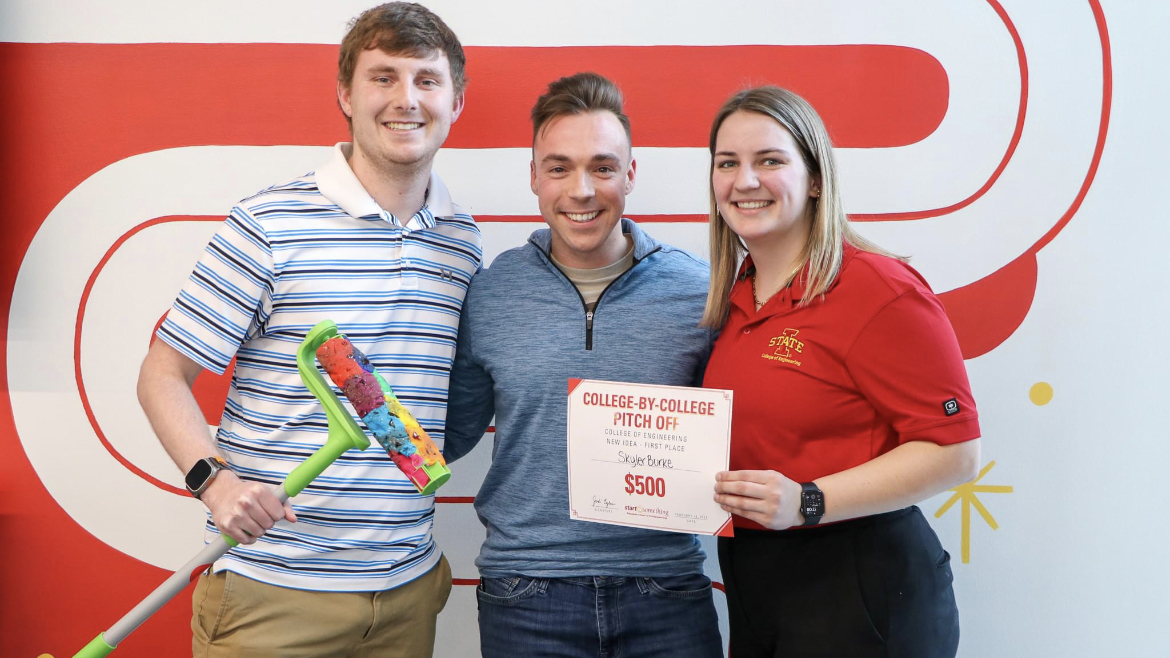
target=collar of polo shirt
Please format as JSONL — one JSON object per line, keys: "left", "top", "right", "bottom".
{"left": 316, "top": 142, "right": 455, "bottom": 229}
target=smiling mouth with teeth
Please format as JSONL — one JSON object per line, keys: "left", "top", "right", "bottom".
{"left": 385, "top": 122, "right": 423, "bottom": 131}
{"left": 564, "top": 211, "right": 601, "bottom": 222}
{"left": 734, "top": 201, "right": 772, "bottom": 209}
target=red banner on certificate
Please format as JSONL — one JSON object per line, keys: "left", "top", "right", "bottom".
{"left": 567, "top": 379, "right": 734, "bottom": 537}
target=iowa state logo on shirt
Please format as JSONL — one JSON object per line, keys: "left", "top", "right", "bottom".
{"left": 762, "top": 329, "right": 804, "bottom": 367}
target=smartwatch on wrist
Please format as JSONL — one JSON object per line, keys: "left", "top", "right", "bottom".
{"left": 799, "top": 482, "right": 825, "bottom": 526}
{"left": 185, "top": 456, "right": 230, "bottom": 499}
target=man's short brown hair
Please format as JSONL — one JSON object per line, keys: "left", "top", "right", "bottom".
{"left": 338, "top": 2, "right": 467, "bottom": 93}
{"left": 530, "top": 72, "right": 631, "bottom": 147}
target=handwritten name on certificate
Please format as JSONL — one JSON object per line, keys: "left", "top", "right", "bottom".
{"left": 566, "top": 379, "right": 734, "bottom": 537}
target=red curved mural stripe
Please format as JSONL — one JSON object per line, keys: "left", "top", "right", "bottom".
{"left": 852, "top": 0, "right": 1028, "bottom": 222}
{"left": 1027, "top": 0, "right": 1112, "bottom": 255}
{"left": 0, "top": 42, "right": 941, "bottom": 151}
{"left": 74, "top": 215, "right": 221, "bottom": 497}
{"left": 939, "top": 253, "right": 1038, "bottom": 359}
{"left": 458, "top": 45, "right": 947, "bottom": 149}
{"left": 936, "top": 0, "right": 1110, "bottom": 358}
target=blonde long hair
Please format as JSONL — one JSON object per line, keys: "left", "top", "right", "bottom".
{"left": 701, "top": 86, "right": 901, "bottom": 328}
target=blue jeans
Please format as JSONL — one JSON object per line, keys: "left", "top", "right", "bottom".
{"left": 477, "top": 574, "right": 724, "bottom": 658}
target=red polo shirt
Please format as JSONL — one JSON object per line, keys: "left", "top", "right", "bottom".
{"left": 703, "top": 245, "right": 980, "bottom": 529}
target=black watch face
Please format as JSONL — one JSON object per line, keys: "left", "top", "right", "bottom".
{"left": 802, "top": 490, "right": 824, "bottom": 517}
{"left": 185, "top": 459, "right": 213, "bottom": 491}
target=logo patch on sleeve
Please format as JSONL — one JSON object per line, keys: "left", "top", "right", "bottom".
{"left": 943, "top": 398, "right": 960, "bottom": 416}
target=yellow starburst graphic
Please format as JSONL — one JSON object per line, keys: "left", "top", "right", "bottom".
{"left": 934, "top": 460, "right": 1013, "bottom": 563}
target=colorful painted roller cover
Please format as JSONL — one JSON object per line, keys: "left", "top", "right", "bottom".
{"left": 317, "top": 336, "right": 364, "bottom": 386}
{"left": 343, "top": 371, "right": 386, "bottom": 419}
{"left": 315, "top": 335, "right": 448, "bottom": 492}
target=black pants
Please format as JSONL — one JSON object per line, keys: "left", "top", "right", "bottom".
{"left": 718, "top": 506, "right": 959, "bottom": 658}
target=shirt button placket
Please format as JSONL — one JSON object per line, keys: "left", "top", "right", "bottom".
{"left": 399, "top": 226, "right": 418, "bottom": 290}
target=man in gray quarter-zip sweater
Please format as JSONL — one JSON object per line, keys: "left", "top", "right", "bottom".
{"left": 444, "top": 72, "right": 722, "bottom": 658}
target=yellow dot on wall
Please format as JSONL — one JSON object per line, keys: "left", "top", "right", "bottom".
{"left": 1029, "top": 382, "right": 1054, "bottom": 406}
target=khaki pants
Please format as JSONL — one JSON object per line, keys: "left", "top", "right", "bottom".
{"left": 191, "top": 555, "right": 452, "bottom": 658}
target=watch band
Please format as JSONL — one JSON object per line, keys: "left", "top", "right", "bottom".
{"left": 799, "top": 481, "right": 825, "bottom": 526}
{"left": 185, "top": 456, "right": 230, "bottom": 499}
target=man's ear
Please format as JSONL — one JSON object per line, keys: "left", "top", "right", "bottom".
{"left": 530, "top": 160, "right": 538, "bottom": 195}
{"left": 624, "top": 158, "right": 637, "bottom": 195}
{"left": 450, "top": 90, "right": 466, "bottom": 124}
{"left": 337, "top": 80, "right": 353, "bottom": 119}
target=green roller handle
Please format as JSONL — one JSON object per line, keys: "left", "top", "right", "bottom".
{"left": 56, "top": 322, "right": 370, "bottom": 658}
{"left": 69, "top": 634, "right": 114, "bottom": 658}
{"left": 287, "top": 321, "right": 371, "bottom": 496}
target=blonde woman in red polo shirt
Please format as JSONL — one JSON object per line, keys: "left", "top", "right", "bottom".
{"left": 702, "top": 86, "right": 982, "bottom": 658}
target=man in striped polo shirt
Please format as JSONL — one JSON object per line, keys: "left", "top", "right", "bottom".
{"left": 136, "top": 4, "right": 479, "bottom": 656}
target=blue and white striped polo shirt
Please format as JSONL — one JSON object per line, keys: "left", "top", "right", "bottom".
{"left": 157, "top": 142, "right": 481, "bottom": 592}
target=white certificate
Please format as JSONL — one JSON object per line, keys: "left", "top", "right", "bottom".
{"left": 567, "top": 378, "right": 734, "bottom": 536}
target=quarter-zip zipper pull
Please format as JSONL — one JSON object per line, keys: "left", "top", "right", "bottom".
{"left": 585, "top": 310, "right": 594, "bottom": 351}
